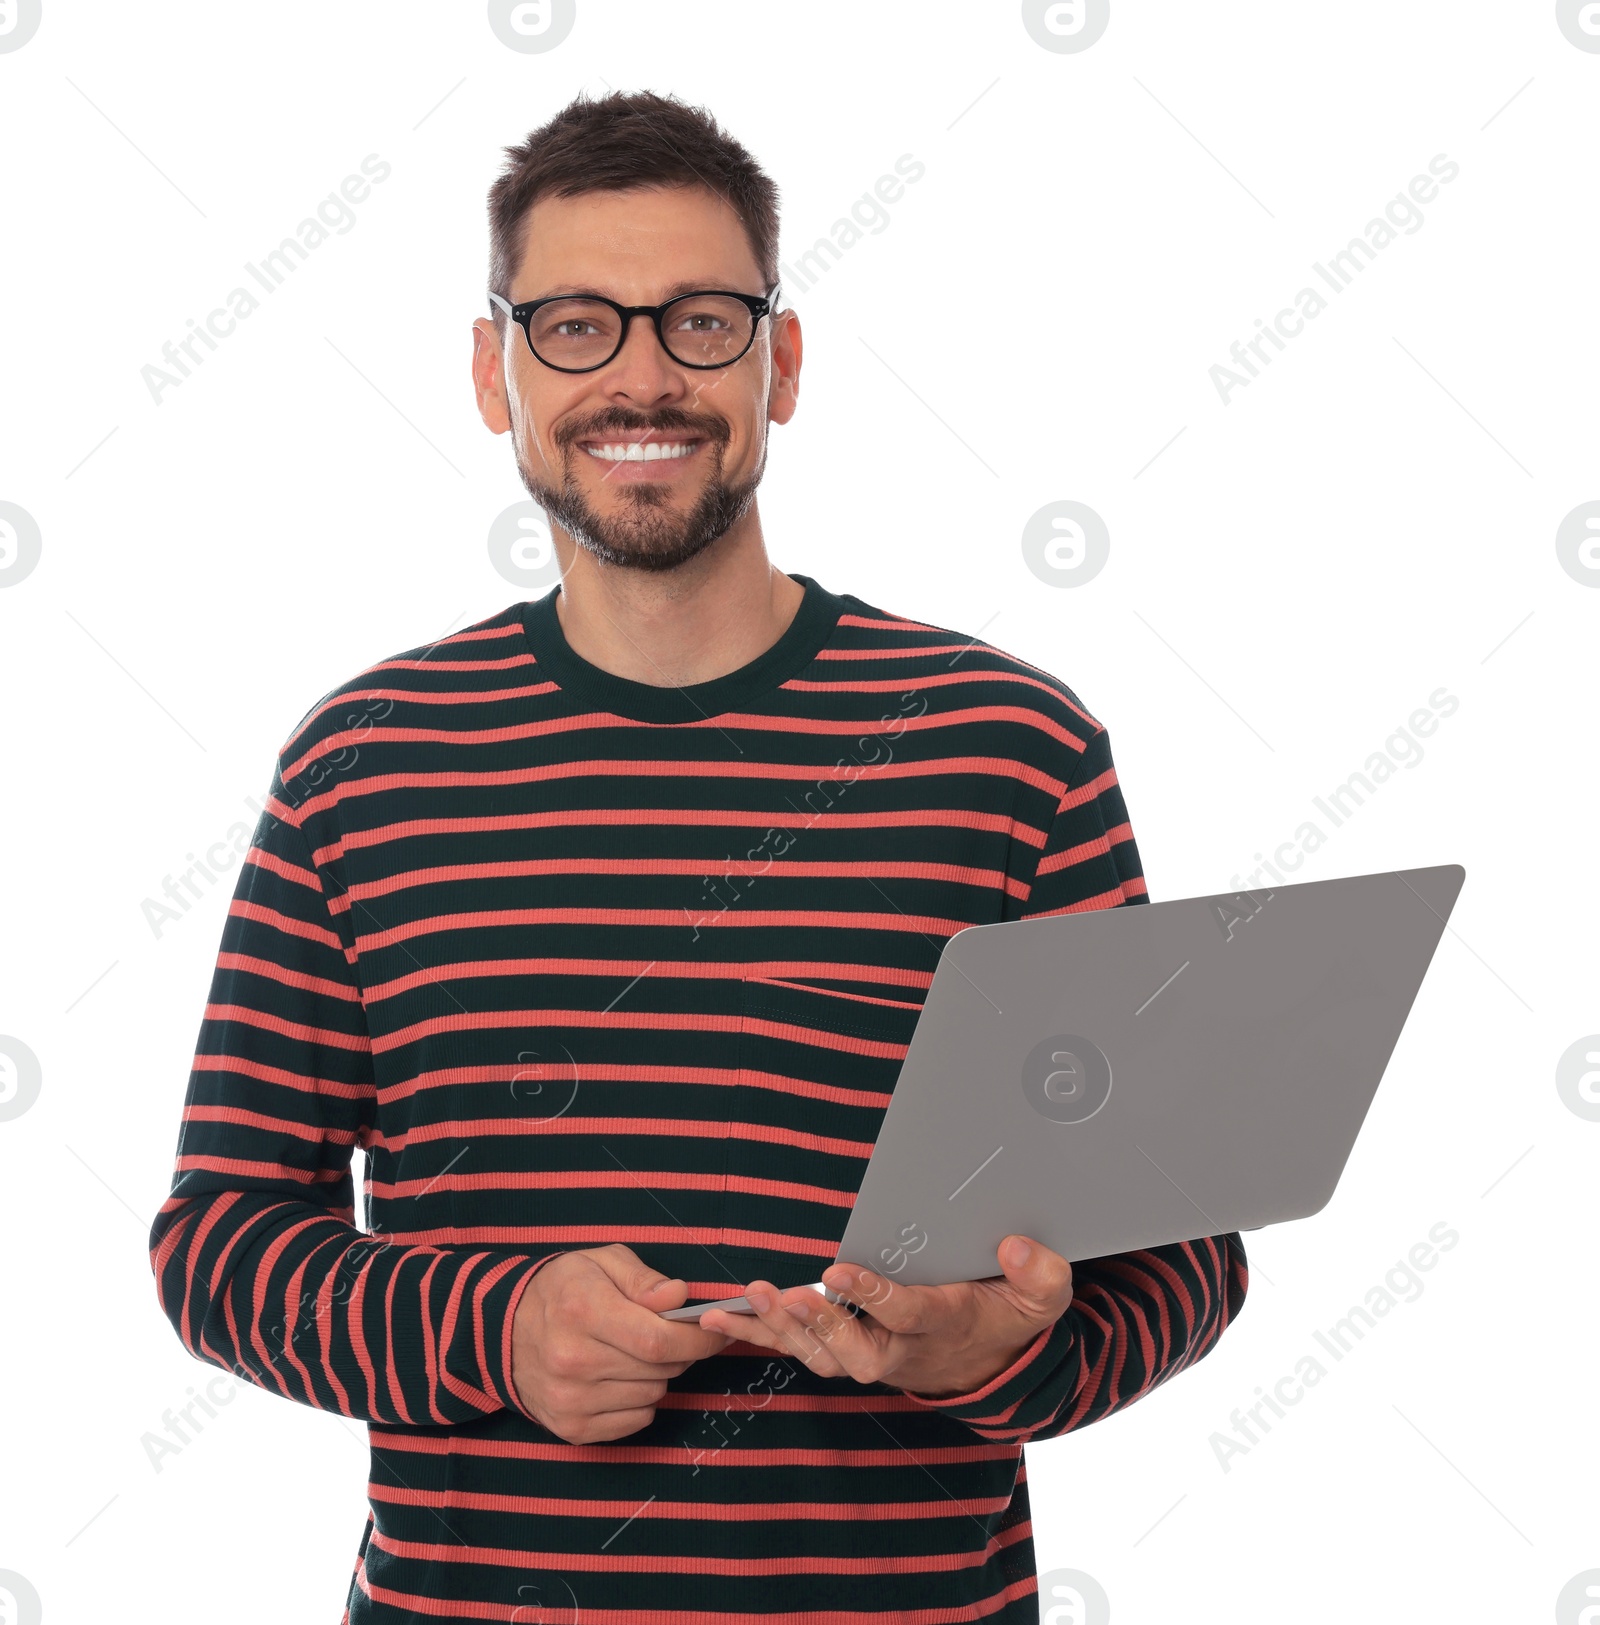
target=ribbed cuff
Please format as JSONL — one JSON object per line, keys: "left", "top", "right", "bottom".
{"left": 483, "top": 1252, "right": 567, "bottom": 1419}
{"left": 900, "top": 1315, "right": 1075, "bottom": 1433}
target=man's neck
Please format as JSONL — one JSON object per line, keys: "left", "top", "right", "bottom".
{"left": 552, "top": 534, "right": 806, "bottom": 690}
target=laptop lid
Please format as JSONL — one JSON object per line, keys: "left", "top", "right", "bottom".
{"left": 834, "top": 863, "right": 1465, "bottom": 1287}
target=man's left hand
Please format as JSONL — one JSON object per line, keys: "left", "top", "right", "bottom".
{"left": 698, "top": 1235, "right": 1074, "bottom": 1398}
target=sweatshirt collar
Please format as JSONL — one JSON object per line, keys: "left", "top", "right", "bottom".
{"left": 519, "top": 572, "right": 844, "bottom": 723}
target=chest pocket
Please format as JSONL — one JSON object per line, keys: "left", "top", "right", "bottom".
{"left": 722, "top": 976, "right": 924, "bottom": 1291}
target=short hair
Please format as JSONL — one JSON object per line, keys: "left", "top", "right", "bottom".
{"left": 486, "top": 89, "right": 781, "bottom": 338}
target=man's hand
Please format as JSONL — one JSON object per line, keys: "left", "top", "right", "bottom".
{"left": 698, "top": 1235, "right": 1074, "bottom": 1398}
{"left": 510, "top": 1245, "right": 731, "bottom": 1443}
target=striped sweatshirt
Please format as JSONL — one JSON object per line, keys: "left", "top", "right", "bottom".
{"left": 149, "top": 571, "right": 1248, "bottom": 1623}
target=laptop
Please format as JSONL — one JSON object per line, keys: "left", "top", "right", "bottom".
{"left": 662, "top": 863, "right": 1465, "bottom": 1318}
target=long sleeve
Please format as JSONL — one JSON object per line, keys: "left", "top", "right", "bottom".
{"left": 147, "top": 770, "right": 565, "bottom": 1425}
{"left": 901, "top": 723, "right": 1249, "bottom": 1443}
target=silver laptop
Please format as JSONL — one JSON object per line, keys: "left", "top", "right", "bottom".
{"left": 663, "top": 863, "right": 1464, "bottom": 1317}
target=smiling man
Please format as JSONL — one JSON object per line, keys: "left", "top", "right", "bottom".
{"left": 150, "top": 90, "right": 1248, "bottom": 1623}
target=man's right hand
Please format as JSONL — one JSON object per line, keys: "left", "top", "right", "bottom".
{"left": 510, "top": 1244, "right": 732, "bottom": 1444}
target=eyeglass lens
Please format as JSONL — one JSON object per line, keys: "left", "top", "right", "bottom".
{"left": 527, "top": 294, "right": 756, "bottom": 369}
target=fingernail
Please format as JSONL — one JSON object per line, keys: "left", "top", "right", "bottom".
{"left": 1010, "top": 1238, "right": 1031, "bottom": 1265}
{"left": 785, "top": 1301, "right": 810, "bottom": 1322}
{"left": 747, "top": 1290, "right": 772, "bottom": 1313}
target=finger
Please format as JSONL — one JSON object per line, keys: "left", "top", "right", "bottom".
{"left": 555, "top": 1407, "right": 659, "bottom": 1445}
{"left": 584, "top": 1274, "right": 733, "bottom": 1366}
{"left": 625, "top": 1275, "right": 736, "bottom": 1355}
{"left": 738, "top": 1281, "right": 850, "bottom": 1377}
{"left": 557, "top": 1338, "right": 705, "bottom": 1383}
{"left": 777, "top": 1285, "right": 895, "bottom": 1384}
{"left": 994, "top": 1234, "right": 1075, "bottom": 1316}
{"left": 586, "top": 1376, "right": 676, "bottom": 1407}
{"left": 594, "top": 1410, "right": 659, "bottom": 1441}
{"left": 586, "top": 1242, "right": 669, "bottom": 1296}
{"left": 700, "top": 1303, "right": 870, "bottom": 1369}
{"left": 697, "top": 1308, "right": 791, "bottom": 1353}
{"left": 818, "top": 1264, "right": 952, "bottom": 1335}
{"left": 587, "top": 1246, "right": 735, "bottom": 1347}
{"left": 632, "top": 1274, "right": 691, "bottom": 1307}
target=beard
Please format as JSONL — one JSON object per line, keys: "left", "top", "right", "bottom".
{"left": 516, "top": 407, "right": 765, "bottom": 575}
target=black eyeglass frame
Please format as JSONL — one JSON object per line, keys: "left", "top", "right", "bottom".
{"left": 488, "top": 287, "right": 780, "bottom": 374}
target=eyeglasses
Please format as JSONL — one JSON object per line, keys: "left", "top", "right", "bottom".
{"left": 488, "top": 286, "right": 778, "bottom": 373}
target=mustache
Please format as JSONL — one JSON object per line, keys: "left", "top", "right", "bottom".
{"left": 554, "top": 407, "right": 730, "bottom": 450}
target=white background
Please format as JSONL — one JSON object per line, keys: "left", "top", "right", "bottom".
{"left": 1, "top": 2, "right": 1596, "bottom": 1621}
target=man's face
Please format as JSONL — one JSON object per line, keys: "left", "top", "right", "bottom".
{"left": 472, "top": 184, "right": 799, "bottom": 574}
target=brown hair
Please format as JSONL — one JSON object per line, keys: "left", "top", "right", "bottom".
{"left": 486, "top": 89, "right": 781, "bottom": 338}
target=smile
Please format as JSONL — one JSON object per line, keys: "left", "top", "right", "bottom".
{"left": 582, "top": 439, "right": 702, "bottom": 463}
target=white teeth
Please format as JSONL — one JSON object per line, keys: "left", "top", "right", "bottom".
{"left": 584, "top": 440, "right": 698, "bottom": 463}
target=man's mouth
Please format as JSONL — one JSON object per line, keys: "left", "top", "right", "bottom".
{"left": 579, "top": 436, "right": 705, "bottom": 464}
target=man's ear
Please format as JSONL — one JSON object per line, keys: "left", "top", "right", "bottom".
{"left": 768, "top": 307, "right": 802, "bottom": 427}
{"left": 472, "top": 317, "right": 513, "bottom": 435}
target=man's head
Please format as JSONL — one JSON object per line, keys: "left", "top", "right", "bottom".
{"left": 472, "top": 91, "right": 800, "bottom": 575}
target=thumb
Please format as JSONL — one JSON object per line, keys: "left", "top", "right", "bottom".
{"left": 589, "top": 1244, "right": 686, "bottom": 1306}
{"left": 998, "top": 1235, "right": 1073, "bottom": 1317}
{"left": 634, "top": 1275, "right": 689, "bottom": 1309}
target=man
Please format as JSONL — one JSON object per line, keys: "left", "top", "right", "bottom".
{"left": 150, "top": 89, "right": 1247, "bottom": 1622}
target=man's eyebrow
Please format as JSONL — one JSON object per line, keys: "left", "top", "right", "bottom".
{"left": 525, "top": 278, "right": 753, "bottom": 303}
